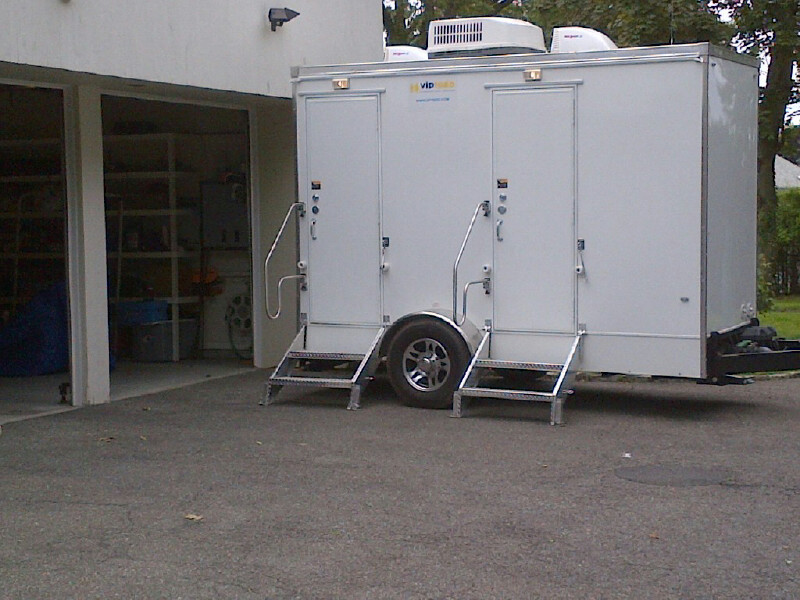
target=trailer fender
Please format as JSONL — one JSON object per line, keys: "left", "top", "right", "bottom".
{"left": 379, "top": 310, "right": 483, "bottom": 358}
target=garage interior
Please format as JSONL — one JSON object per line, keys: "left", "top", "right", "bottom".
{"left": 1, "top": 85, "right": 257, "bottom": 420}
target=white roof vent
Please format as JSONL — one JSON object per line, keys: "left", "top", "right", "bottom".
{"left": 427, "top": 17, "right": 546, "bottom": 58}
{"left": 384, "top": 45, "right": 429, "bottom": 62}
{"left": 551, "top": 27, "right": 617, "bottom": 53}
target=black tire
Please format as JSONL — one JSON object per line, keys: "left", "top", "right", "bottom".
{"left": 386, "top": 318, "right": 470, "bottom": 409}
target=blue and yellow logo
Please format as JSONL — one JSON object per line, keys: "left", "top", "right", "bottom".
{"left": 410, "top": 80, "right": 456, "bottom": 93}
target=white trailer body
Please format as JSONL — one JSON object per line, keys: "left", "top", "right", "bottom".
{"left": 265, "top": 42, "right": 764, "bottom": 418}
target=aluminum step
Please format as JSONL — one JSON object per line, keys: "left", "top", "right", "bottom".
{"left": 287, "top": 351, "right": 364, "bottom": 361}
{"left": 453, "top": 330, "right": 585, "bottom": 425}
{"left": 457, "top": 386, "right": 556, "bottom": 401}
{"left": 475, "top": 359, "right": 563, "bottom": 371}
{"left": 262, "top": 326, "right": 385, "bottom": 410}
{"left": 268, "top": 376, "right": 354, "bottom": 389}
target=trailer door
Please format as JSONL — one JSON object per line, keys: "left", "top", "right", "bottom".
{"left": 304, "top": 95, "right": 382, "bottom": 325}
{"left": 492, "top": 88, "right": 576, "bottom": 334}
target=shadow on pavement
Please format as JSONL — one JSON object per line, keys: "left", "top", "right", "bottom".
{"left": 452, "top": 379, "right": 764, "bottom": 423}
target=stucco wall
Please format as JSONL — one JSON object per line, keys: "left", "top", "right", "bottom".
{"left": 0, "top": 0, "right": 382, "bottom": 97}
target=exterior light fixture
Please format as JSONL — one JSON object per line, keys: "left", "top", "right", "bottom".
{"left": 268, "top": 8, "right": 300, "bottom": 32}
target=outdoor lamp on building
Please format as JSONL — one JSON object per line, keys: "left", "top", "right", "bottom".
{"left": 268, "top": 8, "right": 300, "bottom": 31}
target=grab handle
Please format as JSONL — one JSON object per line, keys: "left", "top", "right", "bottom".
{"left": 264, "top": 202, "right": 306, "bottom": 320}
{"left": 453, "top": 200, "right": 490, "bottom": 324}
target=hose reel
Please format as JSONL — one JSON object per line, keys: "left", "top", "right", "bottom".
{"left": 225, "top": 294, "right": 253, "bottom": 359}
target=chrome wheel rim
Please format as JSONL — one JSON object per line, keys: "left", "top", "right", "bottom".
{"left": 402, "top": 337, "right": 451, "bottom": 392}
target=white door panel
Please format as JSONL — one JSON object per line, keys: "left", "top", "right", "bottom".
{"left": 492, "top": 88, "right": 576, "bottom": 334}
{"left": 304, "top": 95, "right": 382, "bottom": 325}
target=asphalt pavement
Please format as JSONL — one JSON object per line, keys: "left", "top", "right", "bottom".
{"left": 0, "top": 371, "right": 798, "bottom": 599}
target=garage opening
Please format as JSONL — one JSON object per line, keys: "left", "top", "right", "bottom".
{"left": 0, "top": 84, "right": 71, "bottom": 418}
{"left": 102, "top": 96, "right": 254, "bottom": 397}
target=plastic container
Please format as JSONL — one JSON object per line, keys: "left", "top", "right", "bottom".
{"left": 131, "top": 319, "right": 197, "bottom": 361}
{"left": 117, "top": 300, "right": 169, "bottom": 326}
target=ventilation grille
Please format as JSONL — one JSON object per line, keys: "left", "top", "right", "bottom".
{"left": 431, "top": 21, "right": 484, "bottom": 47}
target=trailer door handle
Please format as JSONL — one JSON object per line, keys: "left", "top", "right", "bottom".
{"left": 496, "top": 219, "right": 504, "bottom": 242}
{"left": 576, "top": 239, "right": 586, "bottom": 276}
{"left": 310, "top": 219, "right": 317, "bottom": 240}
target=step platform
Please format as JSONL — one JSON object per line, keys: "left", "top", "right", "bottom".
{"left": 453, "top": 330, "right": 584, "bottom": 425}
{"left": 261, "top": 326, "right": 385, "bottom": 410}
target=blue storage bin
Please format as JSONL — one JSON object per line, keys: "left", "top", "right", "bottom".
{"left": 116, "top": 300, "right": 169, "bottom": 326}
{"left": 0, "top": 282, "right": 69, "bottom": 376}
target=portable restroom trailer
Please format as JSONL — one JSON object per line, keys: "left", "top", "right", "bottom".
{"left": 262, "top": 18, "right": 799, "bottom": 422}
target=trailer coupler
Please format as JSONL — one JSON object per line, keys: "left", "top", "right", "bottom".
{"left": 705, "top": 320, "right": 800, "bottom": 383}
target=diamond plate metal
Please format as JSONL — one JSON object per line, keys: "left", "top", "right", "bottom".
{"left": 269, "top": 376, "right": 353, "bottom": 389}
{"left": 458, "top": 386, "right": 555, "bottom": 401}
{"left": 475, "top": 359, "right": 563, "bottom": 371}
{"left": 287, "top": 352, "right": 364, "bottom": 361}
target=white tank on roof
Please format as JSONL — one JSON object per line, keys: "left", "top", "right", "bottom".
{"left": 384, "top": 45, "right": 429, "bottom": 62}
{"left": 550, "top": 27, "right": 618, "bottom": 53}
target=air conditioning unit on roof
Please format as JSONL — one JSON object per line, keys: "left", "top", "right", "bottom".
{"left": 427, "top": 17, "right": 546, "bottom": 58}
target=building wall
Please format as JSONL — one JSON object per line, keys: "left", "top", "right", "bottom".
{"left": 0, "top": 0, "right": 382, "bottom": 97}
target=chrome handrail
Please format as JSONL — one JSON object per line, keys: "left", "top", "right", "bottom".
{"left": 265, "top": 202, "right": 305, "bottom": 320}
{"left": 460, "top": 278, "right": 489, "bottom": 326}
{"left": 453, "top": 200, "right": 490, "bottom": 325}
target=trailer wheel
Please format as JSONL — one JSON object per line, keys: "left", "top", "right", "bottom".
{"left": 386, "top": 319, "right": 470, "bottom": 409}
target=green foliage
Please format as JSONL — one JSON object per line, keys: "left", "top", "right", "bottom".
{"left": 773, "top": 188, "right": 800, "bottom": 294}
{"left": 526, "top": 0, "right": 730, "bottom": 47}
{"left": 759, "top": 189, "right": 800, "bottom": 300}
{"left": 780, "top": 126, "right": 800, "bottom": 164}
{"left": 758, "top": 253, "right": 776, "bottom": 312}
{"left": 759, "top": 295, "right": 800, "bottom": 339}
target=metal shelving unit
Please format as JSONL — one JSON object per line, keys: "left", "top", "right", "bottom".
{"left": 104, "top": 133, "right": 201, "bottom": 361}
{"left": 0, "top": 137, "right": 65, "bottom": 321}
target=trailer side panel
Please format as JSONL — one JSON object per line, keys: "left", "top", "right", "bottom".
{"left": 705, "top": 56, "right": 758, "bottom": 338}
